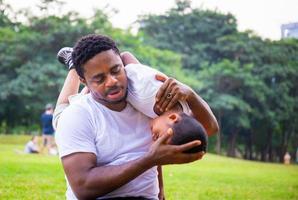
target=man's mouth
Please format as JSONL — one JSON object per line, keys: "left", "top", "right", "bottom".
{"left": 106, "top": 88, "right": 123, "bottom": 100}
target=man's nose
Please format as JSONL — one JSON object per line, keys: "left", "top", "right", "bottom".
{"left": 105, "top": 74, "right": 118, "bottom": 87}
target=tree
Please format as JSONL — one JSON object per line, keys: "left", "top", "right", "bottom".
{"left": 139, "top": 0, "right": 237, "bottom": 70}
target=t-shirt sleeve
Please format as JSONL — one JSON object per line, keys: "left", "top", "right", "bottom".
{"left": 55, "top": 104, "right": 97, "bottom": 158}
{"left": 126, "top": 64, "right": 167, "bottom": 118}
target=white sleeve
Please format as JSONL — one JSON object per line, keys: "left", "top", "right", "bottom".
{"left": 55, "top": 104, "right": 97, "bottom": 158}
{"left": 126, "top": 64, "right": 167, "bottom": 118}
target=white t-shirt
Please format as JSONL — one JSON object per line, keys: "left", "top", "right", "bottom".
{"left": 24, "top": 141, "right": 38, "bottom": 153}
{"left": 55, "top": 95, "right": 158, "bottom": 200}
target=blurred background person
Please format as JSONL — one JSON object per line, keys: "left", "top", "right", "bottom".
{"left": 24, "top": 136, "right": 40, "bottom": 154}
{"left": 41, "top": 103, "right": 55, "bottom": 152}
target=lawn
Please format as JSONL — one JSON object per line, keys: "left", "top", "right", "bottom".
{"left": 0, "top": 135, "right": 297, "bottom": 200}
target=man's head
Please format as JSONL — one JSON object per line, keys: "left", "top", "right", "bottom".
{"left": 150, "top": 112, "right": 207, "bottom": 153}
{"left": 45, "top": 103, "right": 53, "bottom": 113}
{"left": 72, "top": 34, "right": 127, "bottom": 109}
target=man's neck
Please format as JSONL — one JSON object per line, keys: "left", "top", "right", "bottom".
{"left": 105, "top": 101, "right": 127, "bottom": 112}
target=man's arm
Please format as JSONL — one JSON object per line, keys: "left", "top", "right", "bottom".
{"left": 155, "top": 75, "right": 219, "bottom": 136}
{"left": 185, "top": 89, "right": 219, "bottom": 136}
{"left": 62, "top": 132, "right": 203, "bottom": 199}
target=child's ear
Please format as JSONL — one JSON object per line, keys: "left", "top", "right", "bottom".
{"left": 168, "top": 113, "right": 180, "bottom": 123}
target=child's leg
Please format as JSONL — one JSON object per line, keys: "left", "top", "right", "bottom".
{"left": 53, "top": 48, "right": 81, "bottom": 129}
{"left": 56, "top": 69, "right": 80, "bottom": 106}
{"left": 121, "top": 51, "right": 140, "bottom": 65}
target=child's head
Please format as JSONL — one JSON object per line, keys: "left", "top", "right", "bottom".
{"left": 31, "top": 135, "right": 39, "bottom": 144}
{"left": 150, "top": 112, "right": 207, "bottom": 153}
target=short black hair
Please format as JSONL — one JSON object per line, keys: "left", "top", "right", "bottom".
{"left": 171, "top": 113, "right": 208, "bottom": 153}
{"left": 72, "top": 34, "right": 121, "bottom": 78}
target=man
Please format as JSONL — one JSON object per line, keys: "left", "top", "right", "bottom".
{"left": 55, "top": 34, "right": 218, "bottom": 199}
{"left": 41, "top": 103, "right": 54, "bottom": 150}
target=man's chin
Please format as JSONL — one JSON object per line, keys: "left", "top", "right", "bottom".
{"left": 106, "top": 91, "right": 127, "bottom": 104}
{"left": 107, "top": 96, "right": 126, "bottom": 104}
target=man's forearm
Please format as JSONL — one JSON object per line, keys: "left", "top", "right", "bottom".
{"left": 69, "top": 154, "right": 154, "bottom": 199}
{"left": 187, "top": 90, "right": 219, "bottom": 136}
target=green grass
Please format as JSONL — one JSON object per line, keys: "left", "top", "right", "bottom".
{"left": 0, "top": 135, "right": 297, "bottom": 200}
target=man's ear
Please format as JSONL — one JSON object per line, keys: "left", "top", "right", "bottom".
{"left": 79, "top": 77, "right": 87, "bottom": 85}
{"left": 168, "top": 113, "right": 180, "bottom": 123}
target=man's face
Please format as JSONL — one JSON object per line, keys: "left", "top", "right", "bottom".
{"left": 81, "top": 49, "right": 128, "bottom": 109}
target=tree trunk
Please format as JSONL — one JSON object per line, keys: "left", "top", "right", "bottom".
{"left": 227, "top": 128, "right": 239, "bottom": 157}
{"left": 215, "top": 111, "right": 222, "bottom": 154}
{"left": 268, "top": 131, "right": 273, "bottom": 162}
{"left": 260, "top": 129, "right": 273, "bottom": 162}
{"left": 279, "top": 129, "right": 293, "bottom": 163}
{"left": 244, "top": 131, "right": 253, "bottom": 160}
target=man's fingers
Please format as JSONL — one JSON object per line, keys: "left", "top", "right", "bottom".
{"left": 176, "top": 140, "right": 201, "bottom": 152}
{"left": 155, "top": 74, "right": 167, "bottom": 82}
{"left": 156, "top": 128, "right": 173, "bottom": 145}
{"left": 165, "top": 93, "right": 179, "bottom": 111}
{"left": 156, "top": 79, "right": 171, "bottom": 102}
{"left": 157, "top": 80, "right": 175, "bottom": 111}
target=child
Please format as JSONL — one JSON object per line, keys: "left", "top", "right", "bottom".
{"left": 24, "top": 136, "right": 39, "bottom": 154}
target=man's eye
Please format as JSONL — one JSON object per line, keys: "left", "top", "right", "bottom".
{"left": 94, "top": 77, "right": 105, "bottom": 84}
{"left": 111, "top": 67, "right": 121, "bottom": 74}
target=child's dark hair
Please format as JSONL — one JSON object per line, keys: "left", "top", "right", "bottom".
{"left": 171, "top": 113, "right": 208, "bottom": 153}
{"left": 72, "top": 34, "right": 120, "bottom": 78}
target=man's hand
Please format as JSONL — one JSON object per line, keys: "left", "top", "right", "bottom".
{"left": 155, "top": 74, "right": 193, "bottom": 113}
{"left": 145, "top": 128, "right": 205, "bottom": 167}
{"left": 155, "top": 74, "right": 219, "bottom": 136}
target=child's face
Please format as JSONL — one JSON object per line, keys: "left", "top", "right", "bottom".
{"left": 150, "top": 112, "right": 180, "bottom": 141}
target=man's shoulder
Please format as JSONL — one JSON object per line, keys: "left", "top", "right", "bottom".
{"left": 60, "top": 94, "right": 99, "bottom": 120}
{"left": 55, "top": 95, "right": 98, "bottom": 139}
